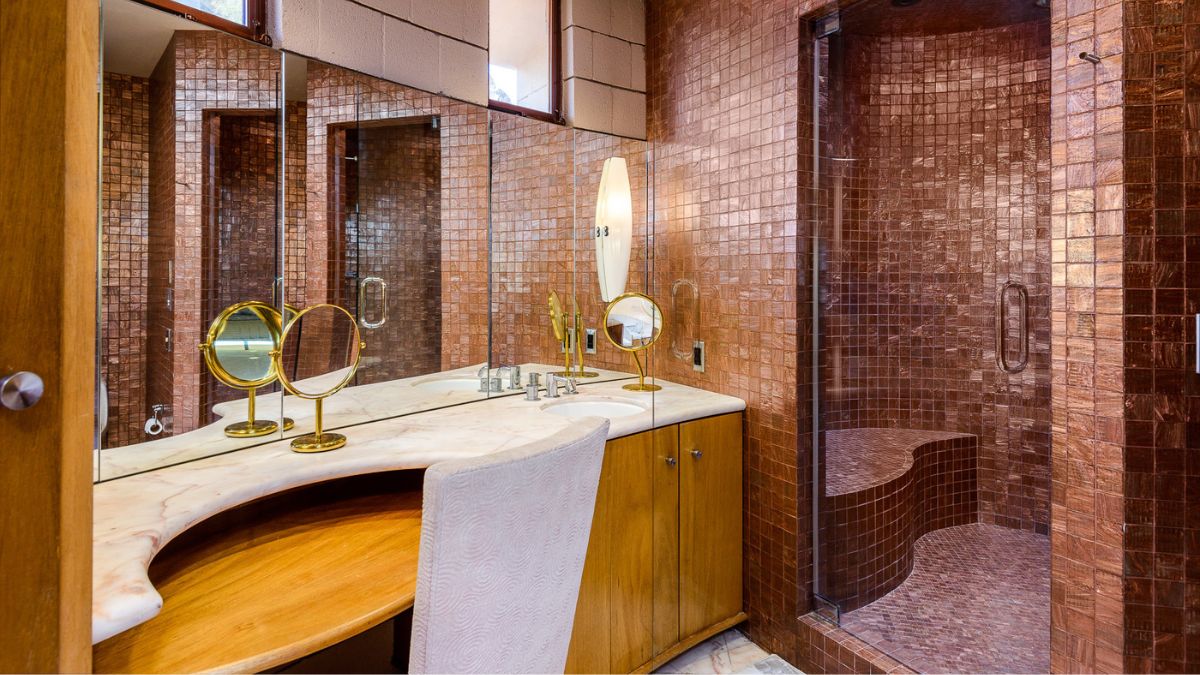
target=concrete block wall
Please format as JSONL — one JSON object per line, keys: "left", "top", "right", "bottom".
{"left": 271, "top": 0, "right": 491, "bottom": 106}
{"left": 562, "top": 0, "right": 646, "bottom": 138}
{"left": 269, "top": 0, "right": 646, "bottom": 138}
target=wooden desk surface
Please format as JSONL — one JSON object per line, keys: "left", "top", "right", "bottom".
{"left": 93, "top": 474, "right": 423, "bottom": 674}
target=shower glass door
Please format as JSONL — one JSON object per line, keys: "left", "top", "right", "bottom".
{"left": 808, "top": 1, "right": 1053, "bottom": 672}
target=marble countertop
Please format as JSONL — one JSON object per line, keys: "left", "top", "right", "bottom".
{"left": 97, "top": 362, "right": 636, "bottom": 480}
{"left": 92, "top": 373, "right": 744, "bottom": 644}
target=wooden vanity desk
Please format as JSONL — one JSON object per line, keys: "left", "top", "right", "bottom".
{"left": 92, "top": 472, "right": 426, "bottom": 674}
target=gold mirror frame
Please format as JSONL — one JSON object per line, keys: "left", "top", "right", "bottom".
{"left": 602, "top": 292, "right": 664, "bottom": 392}
{"left": 272, "top": 303, "right": 365, "bottom": 453}
{"left": 199, "top": 300, "right": 295, "bottom": 438}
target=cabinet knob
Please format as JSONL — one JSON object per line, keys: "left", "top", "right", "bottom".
{"left": 1, "top": 371, "right": 43, "bottom": 411}
{"left": 665, "top": 456, "right": 677, "bottom": 467}
{"left": 691, "top": 449, "right": 703, "bottom": 459}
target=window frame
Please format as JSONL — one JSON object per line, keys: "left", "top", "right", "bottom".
{"left": 134, "top": 0, "right": 271, "bottom": 44}
{"left": 488, "top": 0, "right": 563, "bottom": 124}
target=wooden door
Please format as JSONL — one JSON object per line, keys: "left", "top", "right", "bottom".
{"left": 0, "top": 0, "right": 97, "bottom": 671}
{"left": 678, "top": 414, "right": 743, "bottom": 638}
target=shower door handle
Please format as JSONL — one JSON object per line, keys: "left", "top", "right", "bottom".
{"left": 358, "top": 276, "right": 388, "bottom": 329}
{"left": 996, "top": 281, "right": 1029, "bottom": 373}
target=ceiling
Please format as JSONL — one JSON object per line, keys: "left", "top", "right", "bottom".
{"left": 103, "top": 0, "right": 211, "bottom": 77}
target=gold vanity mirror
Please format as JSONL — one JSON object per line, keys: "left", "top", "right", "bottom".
{"left": 273, "top": 304, "right": 365, "bottom": 453}
{"left": 199, "top": 301, "right": 294, "bottom": 438}
{"left": 603, "top": 292, "right": 664, "bottom": 392}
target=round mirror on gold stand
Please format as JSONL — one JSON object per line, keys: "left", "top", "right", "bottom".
{"left": 199, "top": 300, "right": 295, "bottom": 438}
{"left": 602, "top": 292, "right": 664, "bottom": 392}
{"left": 273, "top": 303, "right": 365, "bottom": 453}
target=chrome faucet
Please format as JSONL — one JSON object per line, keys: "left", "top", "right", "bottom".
{"left": 544, "top": 373, "right": 561, "bottom": 399}
{"left": 498, "top": 365, "right": 522, "bottom": 390}
{"left": 563, "top": 377, "right": 578, "bottom": 395}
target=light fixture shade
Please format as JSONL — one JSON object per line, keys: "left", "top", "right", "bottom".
{"left": 594, "top": 157, "right": 633, "bottom": 302}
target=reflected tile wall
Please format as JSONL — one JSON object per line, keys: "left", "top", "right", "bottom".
{"left": 301, "top": 62, "right": 489, "bottom": 370}
{"left": 101, "top": 73, "right": 150, "bottom": 448}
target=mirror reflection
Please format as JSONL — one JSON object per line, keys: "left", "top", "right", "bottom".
{"left": 604, "top": 294, "right": 663, "bottom": 351}
{"left": 206, "top": 305, "right": 278, "bottom": 385}
{"left": 96, "top": 1, "right": 652, "bottom": 482}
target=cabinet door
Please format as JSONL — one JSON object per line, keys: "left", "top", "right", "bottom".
{"left": 605, "top": 431, "right": 656, "bottom": 673}
{"left": 651, "top": 426, "right": 680, "bottom": 656}
{"left": 679, "top": 414, "right": 743, "bottom": 638}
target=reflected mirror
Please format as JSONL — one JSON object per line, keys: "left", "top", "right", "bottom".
{"left": 96, "top": 0, "right": 283, "bottom": 480}
{"left": 276, "top": 303, "right": 364, "bottom": 452}
{"left": 200, "top": 301, "right": 294, "bottom": 438}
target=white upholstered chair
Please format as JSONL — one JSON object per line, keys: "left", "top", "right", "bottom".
{"left": 408, "top": 419, "right": 610, "bottom": 674}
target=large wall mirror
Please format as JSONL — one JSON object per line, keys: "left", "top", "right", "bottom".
{"left": 96, "top": 0, "right": 652, "bottom": 482}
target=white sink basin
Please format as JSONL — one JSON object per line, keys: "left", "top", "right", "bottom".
{"left": 413, "top": 377, "right": 482, "bottom": 393}
{"left": 542, "top": 398, "right": 647, "bottom": 419}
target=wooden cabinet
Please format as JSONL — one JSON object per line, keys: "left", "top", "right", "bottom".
{"left": 566, "top": 413, "right": 743, "bottom": 674}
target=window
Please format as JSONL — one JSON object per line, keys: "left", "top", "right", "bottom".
{"left": 489, "top": 0, "right": 561, "bottom": 122}
{"left": 137, "top": 0, "right": 269, "bottom": 43}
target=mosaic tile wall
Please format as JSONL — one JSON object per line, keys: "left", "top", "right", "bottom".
{"left": 145, "top": 31, "right": 281, "bottom": 438}
{"left": 647, "top": 0, "right": 806, "bottom": 662}
{"left": 1048, "top": 0, "right": 1127, "bottom": 670}
{"left": 821, "top": 21, "right": 1053, "bottom": 533}
{"left": 488, "top": 114, "right": 575, "bottom": 369}
{"left": 146, "top": 41, "right": 178, "bottom": 440}
{"left": 201, "top": 112, "right": 281, "bottom": 416}
{"left": 1119, "top": 0, "right": 1199, "bottom": 670}
{"left": 488, "top": 115, "right": 651, "bottom": 374}
{"left": 301, "top": 62, "right": 489, "bottom": 371}
{"left": 352, "top": 123, "right": 443, "bottom": 382}
{"left": 100, "top": 73, "right": 150, "bottom": 448}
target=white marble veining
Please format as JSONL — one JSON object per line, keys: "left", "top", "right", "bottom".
{"left": 92, "top": 374, "right": 744, "bottom": 644}
{"left": 97, "top": 362, "right": 636, "bottom": 480}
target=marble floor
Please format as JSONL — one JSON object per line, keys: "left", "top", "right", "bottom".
{"left": 656, "top": 629, "right": 803, "bottom": 674}
{"left": 840, "top": 523, "right": 1051, "bottom": 674}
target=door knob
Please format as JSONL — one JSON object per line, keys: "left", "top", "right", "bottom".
{"left": 691, "top": 449, "right": 703, "bottom": 459}
{"left": 1, "top": 371, "right": 44, "bottom": 410}
{"left": 665, "top": 456, "right": 677, "bottom": 467}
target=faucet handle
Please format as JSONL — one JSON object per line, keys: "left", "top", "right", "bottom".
{"left": 544, "top": 373, "right": 561, "bottom": 398}
{"left": 527, "top": 372, "right": 541, "bottom": 388}
{"left": 508, "top": 365, "right": 522, "bottom": 390}
{"left": 564, "top": 377, "right": 578, "bottom": 395}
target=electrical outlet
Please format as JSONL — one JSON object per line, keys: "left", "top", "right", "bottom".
{"left": 693, "top": 340, "right": 706, "bottom": 372}
{"left": 585, "top": 328, "right": 597, "bottom": 354}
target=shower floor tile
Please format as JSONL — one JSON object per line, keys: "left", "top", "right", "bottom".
{"left": 839, "top": 523, "right": 1049, "bottom": 674}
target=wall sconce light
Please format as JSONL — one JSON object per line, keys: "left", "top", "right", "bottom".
{"left": 594, "top": 157, "right": 633, "bottom": 302}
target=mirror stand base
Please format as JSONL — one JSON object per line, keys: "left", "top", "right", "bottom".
{"left": 623, "top": 383, "right": 662, "bottom": 392}
{"left": 224, "top": 419, "right": 279, "bottom": 438}
{"left": 291, "top": 432, "right": 347, "bottom": 453}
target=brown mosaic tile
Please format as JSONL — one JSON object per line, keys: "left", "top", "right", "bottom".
{"left": 101, "top": 73, "right": 150, "bottom": 448}
{"left": 821, "top": 429, "right": 978, "bottom": 612}
{"left": 840, "top": 523, "right": 1051, "bottom": 674}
